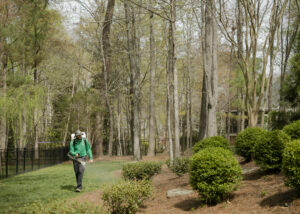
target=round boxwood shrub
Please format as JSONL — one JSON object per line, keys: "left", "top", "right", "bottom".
{"left": 282, "top": 140, "right": 300, "bottom": 190}
{"left": 193, "top": 136, "right": 230, "bottom": 153}
{"left": 283, "top": 120, "right": 300, "bottom": 140}
{"left": 253, "top": 130, "right": 290, "bottom": 171}
{"left": 122, "top": 161, "right": 162, "bottom": 180}
{"left": 190, "top": 147, "right": 242, "bottom": 204}
{"left": 102, "top": 180, "right": 152, "bottom": 214}
{"left": 235, "top": 127, "right": 267, "bottom": 162}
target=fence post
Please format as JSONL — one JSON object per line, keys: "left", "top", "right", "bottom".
{"left": 44, "top": 149, "right": 47, "bottom": 167}
{"left": 23, "top": 148, "right": 26, "bottom": 172}
{"left": 6, "top": 148, "right": 8, "bottom": 178}
{"left": 16, "top": 148, "right": 18, "bottom": 175}
{"left": 38, "top": 147, "right": 40, "bottom": 169}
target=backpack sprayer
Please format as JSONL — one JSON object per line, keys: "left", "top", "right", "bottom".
{"left": 67, "top": 132, "right": 87, "bottom": 166}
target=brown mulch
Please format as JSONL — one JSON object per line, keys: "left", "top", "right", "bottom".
{"left": 70, "top": 155, "right": 300, "bottom": 214}
{"left": 138, "top": 159, "right": 300, "bottom": 214}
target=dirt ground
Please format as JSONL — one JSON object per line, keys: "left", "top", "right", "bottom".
{"left": 73, "top": 155, "right": 300, "bottom": 214}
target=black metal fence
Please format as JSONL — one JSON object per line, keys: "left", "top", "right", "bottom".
{"left": 0, "top": 147, "right": 69, "bottom": 180}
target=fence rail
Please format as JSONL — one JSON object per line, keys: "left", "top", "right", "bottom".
{"left": 0, "top": 147, "right": 69, "bottom": 180}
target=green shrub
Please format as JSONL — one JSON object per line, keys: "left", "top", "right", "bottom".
{"left": 235, "top": 127, "right": 267, "bottom": 161}
{"left": 165, "top": 158, "right": 171, "bottom": 168}
{"left": 193, "top": 136, "right": 230, "bottom": 153}
{"left": 283, "top": 120, "right": 300, "bottom": 140}
{"left": 190, "top": 147, "right": 242, "bottom": 204}
{"left": 122, "top": 161, "right": 162, "bottom": 180}
{"left": 102, "top": 180, "right": 152, "bottom": 214}
{"left": 13, "top": 200, "right": 104, "bottom": 214}
{"left": 253, "top": 130, "right": 290, "bottom": 171}
{"left": 282, "top": 140, "right": 300, "bottom": 190}
{"left": 168, "top": 157, "right": 190, "bottom": 177}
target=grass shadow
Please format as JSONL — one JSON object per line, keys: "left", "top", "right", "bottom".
{"left": 60, "top": 185, "right": 76, "bottom": 191}
{"left": 260, "top": 189, "right": 298, "bottom": 207}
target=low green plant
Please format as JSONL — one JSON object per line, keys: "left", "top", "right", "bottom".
{"left": 168, "top": 157, "right": 190, "bottom": 177}
{"left": 190, "top": 147, "right": 242, "bottom": 204}
{"left": 282, "top": 140, "right": 300, "bottom": 190}
{"left": 12, "top": 200, "right": 104, "bottom": 214}
{"left": 165, "top": 159, "right": 171, "bottom": 168}
{"left": 193, "top": 136, "right": 230, "bottom": 153}
{"left": 253, "top": 130, "right": 290, "bottom": 171}
{"left": 102, "top": 180, "right": 152, "bottom": 214}
{"left": 283, "top": 120, "right": 300, "bottom": 140}
{"left": 122, "top": 161, "right": 162, "bottom": 180}
{"left": 260, "top": 190, "right": 267, "bottom": 197}
{"left": 235, "top": 127, "right": 267, "bottom": 162}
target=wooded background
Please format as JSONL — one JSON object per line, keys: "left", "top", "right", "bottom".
{"left": 0, "top": 0, "right": 299, "bottom": 161}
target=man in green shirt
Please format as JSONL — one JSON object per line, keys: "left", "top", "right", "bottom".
{"left": 69, "top": 130, "right": 93, "bottom": 192}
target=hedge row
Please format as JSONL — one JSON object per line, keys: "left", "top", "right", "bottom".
{"left": 234, "top": 120, "right": 300, "bottom": 191}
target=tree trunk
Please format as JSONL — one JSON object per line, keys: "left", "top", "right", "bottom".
{"left": 148, "top": 10, "right": 156, "bottom": 157}
{"left": 167, "top": 58, "right": 174, "bottom": 164}
{"left": 63, "top": 69, "right": 76, "bottom": 145}
{"left": 268, "top": 41, "right": 274, "bottom": 112}
{"left": 94, "top": 112, "right": 104, "bottom": 157}
{"left": 0, "top": 59, "right": 7, "bottom": 150}
{"left": 168, "top": 0, "right": 180, "bottom": 158}
{"left": 200, "top": 0, "right": 218, "bottom": 139}
{"left": 33, "top": 60, "right": 39, "bottom": 159}
{"left": 236, "top": 0, "right": 244, "bottom": 133}
{"left": 199, "top": 0, "right": 207, "bottom": 141}
{"left": 186, "top": 12, "right": 192, "bottom": 149}
{"left": 124, "top": 0, "right": 141, "bottom": 160}
{"left": 102, "top": 0, "right": 116, "bottom": 157}
{"left": 117, "top": 93, "right": 122, "bottom": 156}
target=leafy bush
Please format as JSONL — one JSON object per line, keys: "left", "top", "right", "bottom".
{"left": 283, "top": 120, "right": 300, "bottom": 140}
{"left": 122, "top": 161, "right": 162, "bottom": 180}
{"left": 190, "top": 147, "right": 242, "bottom": 204}
{"left": 193, "top": 136, "right": 230, "bottom": 153}
{"left": 235, "top": 127, "right": 267, "bottom": 161}
{"left": 168, "top": 157, "right": 190, "bottom": 177}
{"left": 13, "top": 200, "right": 104, "bottom": 214}
{"left": 102, "top": 180, "right": 152, "bottom": 214}
{"left": 253, "top": 130, "right": 290, "bottom": 171}
{"left": 282, "top": 140, "right": 300, "bottom": 190}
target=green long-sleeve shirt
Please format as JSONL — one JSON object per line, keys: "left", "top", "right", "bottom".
{"left": 69, "top": 138, "right": 93, "bottom": 160}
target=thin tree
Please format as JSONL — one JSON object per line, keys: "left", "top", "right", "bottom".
{"left": 148, "top": 3, "right": 156, "bottom": 156}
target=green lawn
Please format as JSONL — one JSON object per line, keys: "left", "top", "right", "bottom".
{"left": 0, "top": 160, "right": 125, "bottom": 213}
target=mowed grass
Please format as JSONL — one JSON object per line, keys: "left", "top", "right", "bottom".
{"left": 0, "top": 160, "right": 125, "bottom": 212}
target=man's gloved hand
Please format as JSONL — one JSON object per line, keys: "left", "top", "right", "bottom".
{"left": 89, "top": 159, "right": 93, "bottom": 163}
{"left": 75, "top": 154, "right": 79, "bottom": 158}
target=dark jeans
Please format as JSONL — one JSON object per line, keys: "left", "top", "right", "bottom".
{"left": 73, "top": 157, "right": 86, "bottom": 189}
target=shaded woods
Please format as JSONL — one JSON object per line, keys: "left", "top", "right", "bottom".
{"left": 0, "top": 0, "right": 299, "bottom": 161}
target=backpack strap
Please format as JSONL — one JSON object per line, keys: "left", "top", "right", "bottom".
{"left": 73, "top": 138, "right": 88, "bottom": 153}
